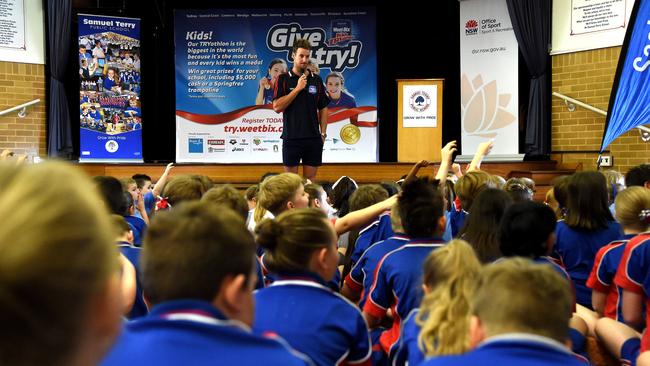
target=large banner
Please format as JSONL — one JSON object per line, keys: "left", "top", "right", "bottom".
{"left": 551, "top": 0, "right": 635, "bottom": 55}
{"left": 601, "top": 0, "right": 650, "bottom": 151}
{"left": 78, "top": 14, "right": 143, "bottom": 163}
{"left": 174, "top": 8, "right": 377, "bottom": 163}
{"left": 459, "top": 0, "right": 519, "bottom": 157}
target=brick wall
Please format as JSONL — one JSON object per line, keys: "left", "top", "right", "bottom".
{"left": 0, "top": 61, "right": 46, "bottom": 158}
{"left": 552, "top": 47, "right": 650, "bottom": 173}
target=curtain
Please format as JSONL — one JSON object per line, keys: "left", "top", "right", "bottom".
{"left": 506, "top": 0, "right": 551, "bottom": 156}
{"left": 47, "top": 0, "right": 73, "bottom": 158}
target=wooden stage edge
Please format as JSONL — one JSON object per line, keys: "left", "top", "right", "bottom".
{"left": 76, "top": 161, "right": 576, "bottom": 187}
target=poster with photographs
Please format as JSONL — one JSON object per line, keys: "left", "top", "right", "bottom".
{"left": 78, "top": 14, "right": 143, "bottom": 162}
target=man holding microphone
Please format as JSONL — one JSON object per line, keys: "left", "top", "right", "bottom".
{"left": 273, "top": 39, "right": 329, "bottom": 181}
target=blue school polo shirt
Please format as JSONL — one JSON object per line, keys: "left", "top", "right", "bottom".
{"left": 117, "top": 241, "right": 147, "bottom": 319}
{"left": 345, "top": 234, "right": 410, "bottom": 308}
{"left": 254, "top": 272, "right": 371, "bottom": 366}
{"left": 101, "top": 300, "right": 310, "bottom": 366}
{"left": 553, "top": 220, "right": 622, "bottom": 307}
{"left": 375, "top": 211, "right": 395, "bottom": 243}
{"left": 393, "top": 308, "right": 424, "bottom": 366}
{"left": 124, "top": 215, "right": 147, "bottom": 246}
{"left": 420, "top": 334, "right": 587, "bottom": 366}
{"left": 363, "top": 238, "right": 445, "bottom": 358}
{"left": 350, "top": 219, "right": 381, "bottom": 265}
{"left": 350, "top": 212, "right": 395, "bottom": 268}
{"left": 448, "top": 209, "right": 467, "bottom": 238}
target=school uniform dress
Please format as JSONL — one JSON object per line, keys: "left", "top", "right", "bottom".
{"left": 419, "top": 334, "right": 588, "bottom": 366}
{"left": 116, "top": 241, "right": 147, "bottom": 319}
{"left": 553, "top": 220, "right": 622, "bottom": 307}
{"left": 254, "top": 272, "right": 371, "bottom": 366}
{"left": 344, "top": 234, "right": 410, "bottom": 308}
{"left": 363, "top": 238, "right": 446, "bottom": 359}
{"left": 614, "top": 233, "right": 650, "bottom": 364}
{"left": 586, "top": 234, "right": 637, "bottom": 321}
{"left": 100, "top": 300, "right": 310, "bottom": 366}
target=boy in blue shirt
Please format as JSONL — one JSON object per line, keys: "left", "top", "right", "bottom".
{"left": 110, "top": 214, "right": 147, "bottom": 319}
{"left": 101, "top": 202, "right": 310, "bottom": 366}
{"left": 421, "top": 258, "right": 586, "bottom": 366}
{"left": 363, "top": 177, "right": 446, "bottom": 360}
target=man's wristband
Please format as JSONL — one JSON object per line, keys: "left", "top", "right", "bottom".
{"left": 321, "top": 133, "right": 327, "bottom": 138}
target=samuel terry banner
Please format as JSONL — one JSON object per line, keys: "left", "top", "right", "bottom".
{"left": 78, "top": 14, "right": 143, "bottom": 162}
{"left": 174, "top": 8, "right": 378, "bottom": 163}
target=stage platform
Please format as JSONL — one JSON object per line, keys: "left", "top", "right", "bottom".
{"left": 77, "top": 160, "right": 581, "bottom": 201}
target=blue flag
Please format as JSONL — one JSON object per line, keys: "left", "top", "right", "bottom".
{"left": 601, "top": 0, "right": 650, "bottom": 151}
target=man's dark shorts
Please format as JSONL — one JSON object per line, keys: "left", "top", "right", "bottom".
{"left": 282, "top": 137, "right": 323, "bottom": 167}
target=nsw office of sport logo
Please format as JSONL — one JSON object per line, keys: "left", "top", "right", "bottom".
{"left": 465, "top": 19, "right": 478, "bottom": 35}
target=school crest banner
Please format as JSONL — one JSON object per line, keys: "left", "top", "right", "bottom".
{"left": 78, "top": 14, "right": 143, "bottom": 162}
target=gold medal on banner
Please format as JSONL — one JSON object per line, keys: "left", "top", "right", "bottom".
{"left": 340, "top": 124, "right": 361, "bottom": 145}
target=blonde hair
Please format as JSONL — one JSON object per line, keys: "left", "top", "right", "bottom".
{"left": 254, "top": 173, "right": 302, "bottom": 223}
{"left": 472, "top": 258, "right": 572, "bottom": 342}
{"left": 0, "top": 162, "right": 117, "bottom": 365}
{"left": 120, "top": 177, "right": 136, "bottom": 191}
{"left": 615, "top": 186, "right": 650, "bottom": 232}
{"left": 455, "top": 171, "right": 493, "bottom": 210}
{"left": 544, "top": 188, "right": 561, "bottom": 219}
{"left": 417, "top": 240, "right": 481, "bottom": 356}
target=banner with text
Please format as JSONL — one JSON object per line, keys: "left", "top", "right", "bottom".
{"left": 78, "top": 14, "right": 143, "bottom": 162}
{"left": 460, "top": 0, "right": 519, "bottom": 156}
{"left": 174, "top": 8, "right": 377, "bottom": 163}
